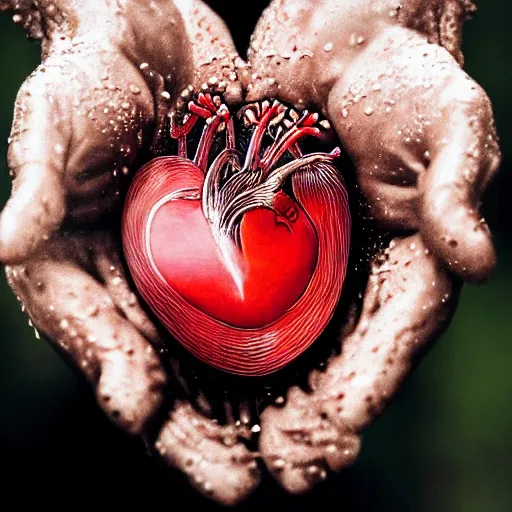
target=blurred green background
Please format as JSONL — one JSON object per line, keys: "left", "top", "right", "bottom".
{"left": 0, "top": 1, "right": 510, "bottom": 510}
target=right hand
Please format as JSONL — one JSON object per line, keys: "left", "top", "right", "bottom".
{"left": 1, "top": 0, "right": 257, "bottom": 505}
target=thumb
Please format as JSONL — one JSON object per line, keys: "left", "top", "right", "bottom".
{"left": 0, "top": 67, "right": 67, "bottom": 264}
{"left": 420, "top": 87, "right": 500, "bottom": 284}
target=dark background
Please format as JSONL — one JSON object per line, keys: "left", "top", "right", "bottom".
{"left": 0, "top": 1, "right": 510, "bottom": 510}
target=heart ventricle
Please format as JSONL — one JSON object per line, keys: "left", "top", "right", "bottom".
{"left": 150, "top": 175, "right": 318, "bottom": 328}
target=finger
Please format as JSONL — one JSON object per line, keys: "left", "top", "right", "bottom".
{"left": 91, "top": 232, "right": 161, "bottom": 345}
{"left": 260, "top": 234, "right": 459, "bottom": 493}
{"left": 0, "top": 65, "right": 68, "bottom": 264}
{"left": 357, "top": 172, "right": 420, "bottom": 230}
{"left": 6, "top": 256, "right": 167, "bottom": 435}
{"left": 421, "top": 81, "right": 501, "bottom": 283}
{"left": 173, "top": 0, "right": 244, "bottom": 104}
{"left": 260, "top": 386, "right": 360, "bottom": 494}
{"left": 156, "top": 402, "right": 260, "bottom": 506}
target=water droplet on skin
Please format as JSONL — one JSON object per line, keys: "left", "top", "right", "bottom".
{"left": 129, "top": 84, "right": 141, "bottom": 95}
{"left": 306, "top": 465, "right": 321, "bottom": 476}
{"left": 161, "top": 91, "right": 171, "bottom": 100}
{"left": 222, "top": 434, "right": 236, "bottom": 447}
{"left": 119, "top": 145, "right": 132, "bottom": 157}
{"left": 273, "top": 459, "right": 286, "bottom": 470}
{"left": 326, "top": 444, "right": 337, "bottom": 454}
{"left": 251, "top": 424, "right": 261, "bottom": 433}
{"left": 60, "top": 318, "right": 69, "bottom": 330}
{"left": 324, "top": 42, "right": 333, "bottom": 52}
{"left": 364, "top": 106, "right": 374, "bottom": 116}
{"left": 139, "top": 62, "right": 149, "bottom": 70}
{"left": 54, "top": 143, "right": 64, "bottom": 154}
{"left": 88, "top": 304, "right": 100, "bottom": 317}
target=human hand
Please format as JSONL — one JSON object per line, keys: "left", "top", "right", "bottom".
{"left": 2, "top": 0, "right": 502, "bottom": 503}
{"left": 1, "top": 0, "right": 259, "bottom": 504}
{"left": 246, "top": 0, "right": 500, "bottom": 492}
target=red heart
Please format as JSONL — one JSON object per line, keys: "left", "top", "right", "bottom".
{"left": 122, "top": 99, "right": 350, "bottom": 376}
{"left": 149, "top": 157, "right": 317, "bottom": 329}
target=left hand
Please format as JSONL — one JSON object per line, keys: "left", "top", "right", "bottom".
{"left": 247, "top": 0, "right": 501, "bottom": 493}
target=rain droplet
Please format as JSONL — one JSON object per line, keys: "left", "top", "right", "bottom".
{"left": 326, "top": 444, "right": 338, "bottom": 454}
{"left": 306, "top": 465, "right": 320, "bottom": 476}
{"left": 129, "top": 84, "right": 141, "bottom": 95}
{"left": 272, "top": 458, "right": 286, "bottom": 470}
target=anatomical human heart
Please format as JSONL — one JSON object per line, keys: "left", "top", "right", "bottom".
{"left": 122, "top": 93, "right": 351, "bottom": 376}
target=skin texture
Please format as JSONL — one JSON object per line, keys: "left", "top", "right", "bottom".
{"left": 1, "top": 0, "right": 257, "bottom": 505}
{"left": 0, "top": 0, "right": 501, "bottom": 505}
{"left": 247, "top": 0, "right": 500, "bottom": 492}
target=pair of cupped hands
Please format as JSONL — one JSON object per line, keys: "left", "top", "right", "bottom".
{"left": 0, "top": 0, "right": 501, "bottom": 505}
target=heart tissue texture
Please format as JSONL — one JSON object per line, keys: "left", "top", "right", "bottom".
{"left": 122, "top": 98, "right": 350, "bottom": 376}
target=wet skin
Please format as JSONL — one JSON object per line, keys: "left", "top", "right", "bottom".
{"left": 0, "top": 0, "right": 501, "bottom": 505}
